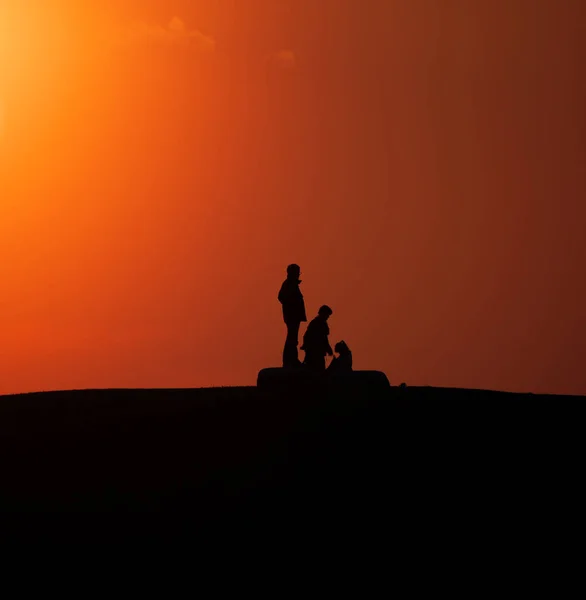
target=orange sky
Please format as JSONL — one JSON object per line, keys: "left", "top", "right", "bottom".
{"left": 1, "top": 0, "right": 585, "bottom": 395}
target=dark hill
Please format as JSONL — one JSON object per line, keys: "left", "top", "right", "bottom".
{"left": 0, "top": 384, "right": 583, "bottom": 544}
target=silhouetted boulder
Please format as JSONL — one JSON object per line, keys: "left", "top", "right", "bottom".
{"left": 327, "top": 370, "right": 391, "bottom": 390}
{"left": 257, "top": 367, "right": 323, "bottom": 391}
{"left": 257, "top": 367, "right": 390, "bottom": 392}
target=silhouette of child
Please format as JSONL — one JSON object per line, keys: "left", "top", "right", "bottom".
{"left": 278, "top": 264, "right": 307, "bottom": 367}
{"left": 327, "top": 341, "right": 353, "bottom": 373}
{"left": 301, "top": 305, "right": 333, "bottom": 371}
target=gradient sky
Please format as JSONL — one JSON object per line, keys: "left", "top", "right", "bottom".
{"left": 1, "top": 0, "right": 585, "bottom": 395}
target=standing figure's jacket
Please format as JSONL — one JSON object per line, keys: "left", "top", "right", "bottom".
{"left": 302, "top": 317, "right": 331, "bottom": 356}
{"left": 278, "top": 279, "right": 307, "bottom": 323}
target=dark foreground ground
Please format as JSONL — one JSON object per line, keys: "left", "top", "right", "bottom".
{"left": 0, "top": 383, "right": 584, "bottom": 547}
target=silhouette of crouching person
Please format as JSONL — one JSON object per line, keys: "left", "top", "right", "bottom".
{"left": 327, "top": 341, "right": 353, "bottom": 373}
{"left": 301, "top": 305, "right": 333, "bottom": 371}
{"left": 278, "top": 264, "right": 307, "bottom": 367}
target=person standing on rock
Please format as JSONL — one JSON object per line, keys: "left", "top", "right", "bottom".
{"left": 278, "top": 264, "right": 307, "bottom": 368}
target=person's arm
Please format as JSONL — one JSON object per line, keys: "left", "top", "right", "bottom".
{"left": 278, "top": 281, "right": 288, "bottom": 304}
{"left": 325, "top": 323, "right": 333, "bottom": 355}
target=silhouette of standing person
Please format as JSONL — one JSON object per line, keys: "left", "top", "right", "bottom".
{"left": 301, "top": 305, "right": 333, "bottom": 371}
{"left": 278, "top": 264, "right": 307, "bottom": 367}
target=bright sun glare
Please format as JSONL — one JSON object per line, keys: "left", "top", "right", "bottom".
{"left": 0, "top": 5, "right": 74, "bottom": 145}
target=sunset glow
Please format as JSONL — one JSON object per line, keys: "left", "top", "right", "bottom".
{"left": 1, "top": 1, "right": 585, "bottom": 396}
{"left": 0, "top": 98, "right": 4, "bottom": 139}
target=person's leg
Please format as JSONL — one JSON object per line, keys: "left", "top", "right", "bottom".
{"left": 283, "top": 320, "right": 301, "bottom": 367}
{"left": 304, "top": 352, "right": 326, "bottom": 372}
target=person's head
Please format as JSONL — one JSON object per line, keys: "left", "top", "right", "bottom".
{"left": 334, "top": 340, "right": 350, "bottom": 355}
{"left": 318, "top": 305, "right": 333, "bottom": 320}
{"left": 286, "top": 264, "right": 301, "bottom": 279}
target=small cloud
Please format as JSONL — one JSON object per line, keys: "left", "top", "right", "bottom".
{"left": 269, "top": 50, "right": 297, "bottom": 70}
{"left": 117, "top": 17, "right": 215, "bottom": 52}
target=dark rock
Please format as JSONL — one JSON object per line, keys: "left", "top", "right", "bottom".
{"left": 257, "top": 367, "right": 390, "bottom": 391}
